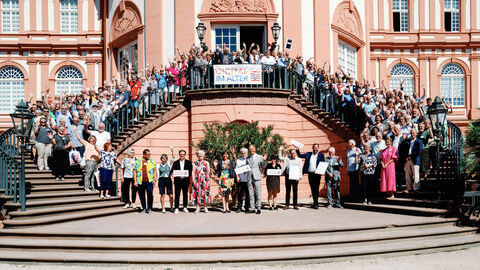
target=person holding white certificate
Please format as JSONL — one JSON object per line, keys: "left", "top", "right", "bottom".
{"left": 278, "top": 146, "right": 303, "bottom": 210}
{"left": 264, "top": 155, "right": 281, "bottom": 210}
{"left": 170, "top": 149, "right": 193, "bottom": 214}
{"left": 235, "top": 148, "right": 250, "bottom": 213}
{"left": 296, "top": 143, "right": 325, "bottom": 209}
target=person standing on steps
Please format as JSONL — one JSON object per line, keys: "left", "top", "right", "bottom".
{"left": 215, "top": 151, "right": 236, "bottom": 213}
{"left": 296, "top": 143, "right": 325, "bottom": 209}
{"left": 99, "top": 143, "right": 118, "bottom": 199}
{"left": 170, "top": 149, "right": 193, "bottom": 214}
{"left": 356, "top": 143, "right": 377, "bottom": 205}
{"left": 325, "top": 147, "right": 345, "bottom": 208}
{"left": 235, "top": 148, "right": 250, "bottom": 213}
{"left": 264, "top": 155, "right": 281, "bottom": 210}
{"left": 192, "top": 150, "right": 211, "bottom": 214}
{"left": 48, "top": 125, "right": 73, "bottom": 181}
{"left": 34, "top": 117, "right": 53, "bottom": 171}
{"left": 380, "top": 137, "right": 398, "bottom": 199}
{"left": 279, "top": 146, "right": 303, "bottom": 210}
{"left": 120, "top": 149, "right": 137, "bottom": 209}
{"left": 157, "top": 146, "right": 175, "bottom": 213}
{"left": 247, "top": 145, "right": 267, "bottom": 215}
{"left": 72, "top": 128, "right": 101, "bottom": 192}
{"left": 133, "top": 149, "right": 157, "bottom": 214}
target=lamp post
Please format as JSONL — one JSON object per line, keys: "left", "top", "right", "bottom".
{"left": 10, "top": 100, "right": 34, "bottom": 211}
{"left": 427, "top": 96, "right": 448, "bottom": 200}
{"left": 196, "top": 22, "right": 208, "bottom": 52}
{"left": 270, "top": 22, "right": 281, "bottom": 51}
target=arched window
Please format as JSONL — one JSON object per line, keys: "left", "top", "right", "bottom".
{"left": 0, "top": 66, "right": 25, "bottom": 113}
{"left": 440, "top": 63, "right": 464, "bottom": 107}
{"left": 390, "top": 64, "right": 414, "bottom": 95}
{"left": 55, "top": 66, "right": 83, "bottom": 95}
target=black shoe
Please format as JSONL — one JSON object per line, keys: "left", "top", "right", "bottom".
{"left": 247, "top": 210, "right": 255, "bottom": 214}
{"left": 226, "top": 210, "right": 231, "bottom": 213}
{"left": 236, "top": 209, "right": 241, "bottom": 213}
{"left": 274, "top": 206, "right": 279, "bottom": 211}
{"left": 269, "top": 207, "right": 273, "bottom": 211}
{"left": 256, "top": 210, "right": 261, "bottom": 214}
{"left": 313, "top": 204, "right": 319, "bottom": 209}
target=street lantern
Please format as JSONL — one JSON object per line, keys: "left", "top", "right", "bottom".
{"left": 270, "top": 22, "right": 281, "bottom": 51}
{"left": 427, "top": 96, "right": 448, "bottom": 137}
{"left": 196, "top": 22, "right": 208, "bottom": 51}
{"left": 10, "top": 100, "right": 34, "bottom": 141}
{"left": 271, "top": 22, "right": 281, "bottom": 41}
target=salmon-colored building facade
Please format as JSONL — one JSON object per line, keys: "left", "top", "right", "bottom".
{"left": 0, "top": 0, "right": 479, "bottom": 125}
{"left": 0, "top": 0, "right": 477, "bottom": 199}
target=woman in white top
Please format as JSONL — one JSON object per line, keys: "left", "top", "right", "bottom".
{"left": 278, "top": 146, "right": 303, "bottom": 210}
{"left": 120, "top": 149, "right": 137, "bottom": 209}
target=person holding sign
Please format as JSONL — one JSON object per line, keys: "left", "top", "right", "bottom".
{"left": 133, "top": 149, "right": 157, "bottom": 214}
{"left": 192, "top": 150, "right": 211, "bottom": 213}
{"left": 325, "top": 147, "right": 345, "bottom": 208}
{"left": 235, "top": 148, "right": 250, "bottom": 213}
{"left": 170, "top": 149, "right": 193, "bottom": 214}
{"left": 296, "top": 143, "right": 325, "bottom": 209}
{"left": 247, "top": 145, "right": 267, "bottom": 214}
{"left": 264, "top": 155, "right": 282, "bottom": 210}
{"left": 216, "top": 151, "right": 236, "bottom": 213}
{"left": 279, "top": 147, "right": 303, "bottom": 210}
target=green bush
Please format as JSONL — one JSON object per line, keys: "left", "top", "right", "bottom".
{"left": 194, "top": 121, "right": 286, "bottom": 164}
{"left": 464, "top": 115, "right": 480, "bottom": 180}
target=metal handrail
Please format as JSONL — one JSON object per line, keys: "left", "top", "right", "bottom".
{"left": 0, "top": 127, "right": 26, "bottom": 211}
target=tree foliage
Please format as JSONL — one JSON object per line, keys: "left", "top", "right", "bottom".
{"left": 464, "top": 114, "right": 480, "bottom": 180}
{"left": 194, "top": 121, "right": 286, "bottom": 164}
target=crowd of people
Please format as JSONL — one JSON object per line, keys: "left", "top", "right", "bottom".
{"left": 24, "top": 40, "right": 454, "bottom": 212}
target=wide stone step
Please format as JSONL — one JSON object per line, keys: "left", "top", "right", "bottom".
{"left": 0, "top": 224, "right": 474, "bottom": 251}
{"left": 30, "top": 185, "right": 83, "bottom": 192}
{"left": 343, "top": 202, "right": 450, "bottom": 217}
{"left": 4, "top": 196, "right": 120, "bottom": 210}
{"left": 25, "top": 174, "right": 83, "bottom": 180}
{"left": 2, "top": 207, "right": 134, "bottom": 228}
{"left": 374, "top": 198, "right": 454, "bottom": 209}
{"left": 25, "top": 191, "right": 99, "bottom": 200}
{"left": 0, "top": 233, "right": 477, "bottom": 263}
{"left": 27, "top": 179, "right": 81, "bottom": 186}
{"left": 8, "top": 201, "right": 125, "bottom": 219}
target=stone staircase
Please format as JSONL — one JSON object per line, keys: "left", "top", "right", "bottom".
{"left": 1, "top": 98, "right": 188, "bottom": 228}
{"left": 1, "top": 159, "right": 133, "bottom": 228}
{"left": 0, "top": 217, "right": 477, "bottom": 263}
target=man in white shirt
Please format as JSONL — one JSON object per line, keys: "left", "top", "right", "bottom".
{"left": 89, "top": 123, "right": 111, "bottom": 150}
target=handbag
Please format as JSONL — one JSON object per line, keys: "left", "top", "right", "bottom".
{"left": 69, "top": 150, "right": 82, "bottom": 166}
{"left": 80, "top": 155, "right": 86, "bottom": 168}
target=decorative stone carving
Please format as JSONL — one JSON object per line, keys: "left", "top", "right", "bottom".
{"left": 111, "top": 7, "right": 141, "bottom": 41}
{"left": 334, "top": 8, "right": 360, "bottom": 39}
{"left": 209, "top": 0, "right": 267, "bottom": 13}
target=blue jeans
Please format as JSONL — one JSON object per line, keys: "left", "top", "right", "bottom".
{"left": 99, "top": 168, "right": 113, "bottom": 191}
{"left": 326, "top": 179, "right": 341, "bottom": 206}
{"left": 138, "top": 181, "right": 154, "bottom": 211}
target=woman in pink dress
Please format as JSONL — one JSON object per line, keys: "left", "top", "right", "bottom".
{"left": 380, "top": 137, "right": 398, "bottom": 199}
{"left": 193, "top": 150, "right": 211, "bottom": 213}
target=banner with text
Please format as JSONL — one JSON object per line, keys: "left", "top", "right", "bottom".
{"left": 214, "top": 64, "right": 262, "bottom": 85}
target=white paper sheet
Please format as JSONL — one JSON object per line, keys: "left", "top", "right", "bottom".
{"left": 288, "top": 166, "right": 301, "bottom": 180}
{"left": 235, "top": 165, "right": 251, "bottom": 175}
{"left": 315, "top": 162, "right": 329, "bottom": 175}
{"left": 290, "top": 139, "right": 304, "bottom": 149}
{"left": 173, "top": 170, "right": 189, "bottom": 177}
{"left": 267, "top": 169, "right": 282, "bottom": 176}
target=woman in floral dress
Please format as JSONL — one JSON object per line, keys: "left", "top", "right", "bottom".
{"left": 193, "top": 150, "right": 211, "bottom": 213}
{"left": 216, "top": 151, "right": 235, "bottom": 213}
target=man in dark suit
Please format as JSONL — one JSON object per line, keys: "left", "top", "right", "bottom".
{"left": 296, "top": 143, "right": 325, "bottom": 209}
{"left": 170, "top": 149, "right": 193, "bottom": 214}
{"left": 400, "top": 129, "right": 423, "bottom": 192}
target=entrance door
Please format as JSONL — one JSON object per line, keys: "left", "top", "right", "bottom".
{"left": 240, "top": 26, "right": 265, "bottom": 53}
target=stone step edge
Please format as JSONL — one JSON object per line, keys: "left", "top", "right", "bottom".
{"left": 0, "top": 218, "right": 459, "bottom": 238}
{"left": 0, "top": 235, "right": 477, "bottom": 263}
{"left": 2, "top": 208, "right": 135, "bottom": 227}
{"left": 0, "top": 225, "right": 474, "bottom": 251}
{"left": 8, "top": 201, "right": 124, "bottom": 217}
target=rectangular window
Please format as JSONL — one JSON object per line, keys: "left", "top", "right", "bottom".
{"left": 60, "top": 0, "right": 78, "bottom": 33}
{"left": 393, "top": 0, "right": 408, "bottom": 32}
{"left": 1, "top": 0, "right": 19, "bottom": 33}
{"left": 338, "top": 40, "right": 356, "bottom": 79}
{"left": 444, "top": 0, "right": 460, "bottom": 32}
{"left": 118, "top": 41, "right": 138, "bottom": 80}
{"left": 213, "top": 27, "right": 239, "bottom": 52}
